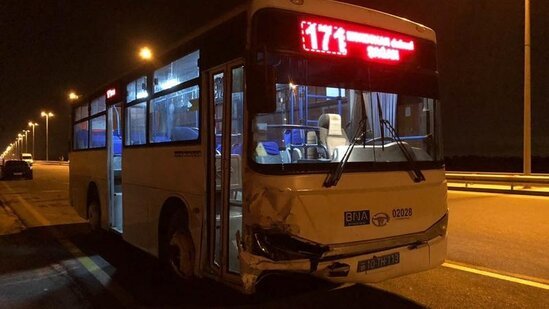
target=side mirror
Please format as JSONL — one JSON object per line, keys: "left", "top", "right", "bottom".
{"left": 246, "top": 64, "right": 276, "bottom": 114}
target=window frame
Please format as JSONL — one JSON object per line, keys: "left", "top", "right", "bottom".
{"left": 126, "top": 76, "right": 149, "bottom": 104}
{"left": 153, "top": 50, "right": 200, "bottom": 94}
{"left": 89, "top": 113, "right": 107, "bottom": 149}
{"left": 148, "top": 78, "right": 200, "bottom": 145}
{"left": 123, "top": 50, "right": 202, "bottom": 148}
{"left": 125, "top": 100, "right": 148, "bottom": 147}
{"left": 72, "top": 119, "right": 90, "bottom": 151}
{"left": 71, "top": 98, "right": 108, "bottom": 151}
{"left": 90, "top": 95, "right": 107, "bottom": 116}
{"left": 72, "top": 101, "right": 90, "bottom": 151}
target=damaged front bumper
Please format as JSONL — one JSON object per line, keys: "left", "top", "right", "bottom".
{"left": 240, "top": 213, "right": 448, "bottom": 293}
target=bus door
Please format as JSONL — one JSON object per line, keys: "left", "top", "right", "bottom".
{"left": 207, "top": 61, "right": 244, "bottom": 282}
{"left": 108, "top": 103, "right": 123, "bottom": 233}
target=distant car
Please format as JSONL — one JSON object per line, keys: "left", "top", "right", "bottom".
{"left": 1, "top": 160, "right": 33, "bottom": 180}
{"left": 21, "top": 153, "right": 33, "bottom": 166}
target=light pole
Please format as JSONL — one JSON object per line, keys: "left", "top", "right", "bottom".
{"left": 41, "top": 111, "right": 54, "bottom": 161}
{"left": 28, "top": 122, "right": 39, "bottom": 158}
{"left": 22, "top": 130, "right": 30, "bottom": 153}
{"left": 17, "top": 135, "right": 23, "bottom": 158}
{"left": 523, "top": 0, "right": 531, "bottom": 175}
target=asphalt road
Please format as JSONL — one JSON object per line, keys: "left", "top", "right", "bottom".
{"left": 0, "top": 164, "right": 547, "bottom": 308}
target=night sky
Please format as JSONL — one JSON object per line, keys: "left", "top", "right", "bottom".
{"left": 1, "top": 0, "right": 548, "bottom": 161}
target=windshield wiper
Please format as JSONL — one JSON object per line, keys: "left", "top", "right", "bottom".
{"left": 323, "top": 117, "right": 367, "bottom": 188}
{"left": 324, "top": 91, "right": 368, "bottom": 188}
{"left": 375, "top": 94, "right": 425, "bottom": 183}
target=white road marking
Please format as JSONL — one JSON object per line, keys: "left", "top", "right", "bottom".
{"left": 443, "top": 261, "right": 549, "bottom": 290}
{"left": 0, "top": 181, "right": 135, "bottom": 305}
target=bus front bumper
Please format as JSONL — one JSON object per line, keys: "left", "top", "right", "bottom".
{"left": 240, "top": 233, "right": 446, "bottom": 292}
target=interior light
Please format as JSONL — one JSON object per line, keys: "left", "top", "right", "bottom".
{"left": 160, "top": 78, "right": 180, "bottom": 91}
{"left": 136, "top": 90, "right": 149, "bottom": 99}
{"left": 289, "top": 82, "right": 297, "bottom": 90}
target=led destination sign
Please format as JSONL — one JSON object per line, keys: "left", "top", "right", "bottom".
{"left": 300, "top": 18, "right": 416, "bottom": 63}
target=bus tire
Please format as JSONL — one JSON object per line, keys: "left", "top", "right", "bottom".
{"left": 87, "top": 199, "right": 101, "bottom": 232}
{"left": 159, "top": 207, "right": 194, "bottom": 280}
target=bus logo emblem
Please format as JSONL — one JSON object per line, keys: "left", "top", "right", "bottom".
{"left": 372, "top": 212, "right": 390, "bottom": 227}
{"left": 344, "top": 210, "right": 370, "bottom": 226}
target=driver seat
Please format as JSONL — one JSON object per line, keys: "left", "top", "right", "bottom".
{"left": 318, "top": 114, "right": 349, "bottom": 158}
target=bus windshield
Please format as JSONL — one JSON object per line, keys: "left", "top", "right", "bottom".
{"left": 251, "top": 55, "right": 442, "bottom": 170}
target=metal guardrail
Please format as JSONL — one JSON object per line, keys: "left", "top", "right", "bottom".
{"left": 445, "top": 171, "right": 549, "bottom": 196}
{"left": 446, "top": 172, "right": 549, "bottom": 187}
{"left": 34, "top": 160, "right": 69, "bottom": 166}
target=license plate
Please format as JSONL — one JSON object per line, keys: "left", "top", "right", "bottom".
{"left": 13, "top": 172, "right": 23, "bottom": 176}
{"left": 357, "top": 252, "right": 400, "bottom": 272}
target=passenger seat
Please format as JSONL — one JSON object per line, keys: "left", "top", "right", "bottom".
{"left": 318, "top": 114, "right": 349, "bottom": 158}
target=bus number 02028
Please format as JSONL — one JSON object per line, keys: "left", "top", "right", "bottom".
{"left": 392, "top": 208, "right": 412, "bottom": 218}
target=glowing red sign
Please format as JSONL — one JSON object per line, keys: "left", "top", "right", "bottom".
{"left": 106, "top": 88, "right": 116, "bottom": 99}
{"left": 300, "top": 19, "right": 415, "bottom": 63}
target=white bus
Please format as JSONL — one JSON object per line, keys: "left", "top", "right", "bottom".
{"left": 70, "top": 0, "right": 447, "bottom": 293}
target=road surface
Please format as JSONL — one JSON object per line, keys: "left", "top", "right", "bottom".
{"left": 0, "top": 164, "right": 547, "bottom": 307}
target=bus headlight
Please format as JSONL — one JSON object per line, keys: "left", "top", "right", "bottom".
{"left": 252, "top": 229, "right": 328, "bottom": 261}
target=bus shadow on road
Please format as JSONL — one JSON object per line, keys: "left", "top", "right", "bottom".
{"left": 67, "top": 225, "right": 424, "bottom": 308}
{"left": 0, "top": 224, "right": 425, "bottom": 308}
{"left": 251, "top": 274, "right": 425, "bottom": 308}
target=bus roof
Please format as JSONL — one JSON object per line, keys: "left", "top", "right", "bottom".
{"left": 73, "top": 0, "right": 436, "bottom": 106}
{"left": 249, "top": 0, "right": 436, "bottom": 42}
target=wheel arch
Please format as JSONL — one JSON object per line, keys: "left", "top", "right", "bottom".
{"left": 158, "top": 196, "right": 192, "bottom": 250}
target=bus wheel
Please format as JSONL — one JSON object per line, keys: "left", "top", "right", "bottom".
{"left": 162, "top": 210, "right": 194, "bottom": 280}
{"left": 87, "top": 200, "right": 101, "bottom": 232}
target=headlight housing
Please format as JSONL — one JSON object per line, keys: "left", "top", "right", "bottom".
{"left": 252, "top": 229, "right": 328, "bottom": 261}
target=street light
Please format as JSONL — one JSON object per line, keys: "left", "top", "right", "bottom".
{"left": 28, "top": 121, "right": 39, "bottom": 159}
{"left": 68, "top": 91, "right": 80, "bottom": 101}
{"left": 41, "top": 111, "right": 54, "bottom": 161}
{"left": 139, "top": 46, "right": 153, "bottom": 61}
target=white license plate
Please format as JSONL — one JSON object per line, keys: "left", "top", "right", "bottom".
{"left": 13, "top": 172, "right": 23, "bottom": 176}
{"left": 357, "top": 252, "right": 400, "bottom": 272}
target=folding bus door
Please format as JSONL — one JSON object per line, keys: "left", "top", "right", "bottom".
{"left": 207, "top": 61, "right": 244, "bottom": 283}
{"left": 108, "top": 102, "right": 123, "bottom": 233}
